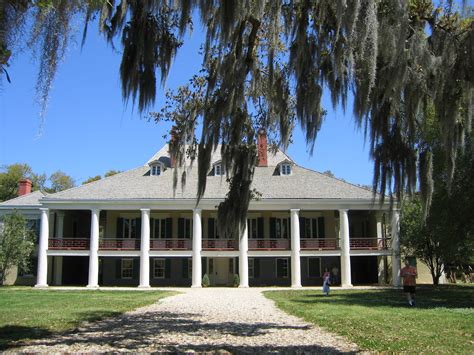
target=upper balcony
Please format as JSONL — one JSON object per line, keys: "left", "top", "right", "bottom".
{"left": 48, "top": 236, "right": 389, "bottom": 251}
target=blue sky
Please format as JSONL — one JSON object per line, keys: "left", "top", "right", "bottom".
{"left": 0, "top": 20, "right": 373, "bottom": 187}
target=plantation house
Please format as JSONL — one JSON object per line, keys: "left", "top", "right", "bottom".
{"left": 0, "top": 132, "right": 401, "bottom": 288}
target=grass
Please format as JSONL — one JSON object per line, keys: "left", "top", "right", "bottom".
{"left": 0, "top": 287, "right": 175, "bottom": 350}
{"left": 265, "top": 285, "right": 474, "bottom": 353}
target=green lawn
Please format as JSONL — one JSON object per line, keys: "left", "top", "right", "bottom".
{"left": 0, "top": 287, "right": 174, "bottom": 350}
{"left": 265, "top": 286, "right": 474, "bottom": 353}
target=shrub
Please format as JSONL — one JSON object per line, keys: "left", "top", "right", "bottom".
{"left": 202, "top": 273, "right": 210, "bottom": 287}
{"left": 233, "top": 274, "right": 240, "bottom": 287}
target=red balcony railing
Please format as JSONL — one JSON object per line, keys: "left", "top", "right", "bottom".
{"left": 202, "top": 239, "right": 237, "bottom": 250}
{"left": 49, "top": 238, "right": 90, "bottom": 250}
{"left": 99, "top": 238, "right": 140, "bottom": 250}
{"left": 300, "top": 238, "right": 339, "bottom": 250}
{"left": 248, "top": 239, "right": 290, "bottom": 250}
{"left": 350, "top": 238, "right": 389, "bottom": 250}
{"left": 150, "top": 238, "right": 191, "bottom": 250}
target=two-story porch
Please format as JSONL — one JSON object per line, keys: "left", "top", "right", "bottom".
{"left": 38, "top": 205, "right": 398, "bottom": 288}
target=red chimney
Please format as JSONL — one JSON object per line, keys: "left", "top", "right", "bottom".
{"left": 169, "top": 126, "right": 178, "bottom": 168}
{"left": 257, "top": 128, "right": 268, "bottom": 167}
{"left": 18, "top": 179, "right": 32, "bottom": 196}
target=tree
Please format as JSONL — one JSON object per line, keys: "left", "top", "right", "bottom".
{"left": 400, "top": 133, "right": 474, "bottom": 284}
{"left": 1, "top": 1, "right": 472, "bottom": 237}
{"left": 0, "top": 211, "right": 35, "bottom": 285}
{"left": 104, "top": 170, "right": 121, "bottom": 177}
{"left": 400, "top": 197, "right": 445, "bottom": 285}
{"left": 82, "top": 175, "right": 101, "bottom": 185}
{"left": 0, "top": 163, "right": 45, "bottom": 201}
{"left": 48, "top": 170, "right": 75, "bottom": 192}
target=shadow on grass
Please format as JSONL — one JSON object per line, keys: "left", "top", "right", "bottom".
{"left": 0, "top": 325, "right": 52, "bottom": 350}
{"left": 281, "top": 285, "right": 474, "bottom": 309}
{"left": 8, "top": 311, "right": 351, "bottom": 353}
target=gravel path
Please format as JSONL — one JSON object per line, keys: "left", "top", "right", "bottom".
{"left": 16, "top": 288, "right": 358, "bottom": 353}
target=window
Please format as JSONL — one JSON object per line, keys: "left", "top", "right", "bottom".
{"left": 248, "top": 258, "right": 255, "bottom": 279}
{"left": 301, "top": 217, "right": 325, "bottom": 238}
{"left": 153, "top": 259, "right": 165, "bottom": 279}
{"left": 307, "top": 257, "right": 321, "bottom": 277}
{"left": 178, "top": 218, "right": 192, "bottom": 239}
{"left": 247, "top": 218, "right": 263, "bottom": 239}
{"left": 214, "top": 164, "right": 222, "bottom": 176}
{"left": 121, "top": 259, "right": 133, "bottom": 279}
{"left": 152, "top": 218, "right": 169, "bottom": 239}
{"left": 270, "top": 217, "right": 290, "bottom": 239}
{"left": 123, "top": 218, "right": 138, "bottom": 239}
{"left": 280, "top": 163, "right": 291, "bottom": 175}
{"left": 276, "top": 258, "right": 289, "bottom": 278}
{"left": 150, "top": 163, "right": 163, "bottom": 176}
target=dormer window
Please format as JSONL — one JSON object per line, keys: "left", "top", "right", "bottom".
{"left": 149, "top": 160, "right": 164, "bottom": 176}
{"left": 280, "top": 163, "right": 292, "bottom": 175}
{"left": 151, "top": 165, "right": 161, "bottom": 176}
{"left": 215, "top": 164, "right": 222, "bottom": 176}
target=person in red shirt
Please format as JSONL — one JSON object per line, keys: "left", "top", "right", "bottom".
{"left": 400, "top": 259, "right": 418, "bottom": 306}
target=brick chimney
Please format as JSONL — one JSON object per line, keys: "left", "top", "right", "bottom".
{"left": 18, "top": 179, "right": 32, "bottom": 196}
{"left": 257, "top": 128, "right": 268, "bottom": 167}
{"left": 169, "top": 126, "right": 178, "bottom": 168}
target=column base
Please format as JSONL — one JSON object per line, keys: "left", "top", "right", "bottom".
{"left": 34, "top": 284, "right": 48, "bottom": 288}
{"left": 138, "top": 285, "right": 151, "bottom": 289}
{"left": 191, "top": 284, "right": 202, "bottom": 288}
{"left": 291, "top": 284, "right": 302, "bottom": 288}
{"left": 86, "top": 285, "right": 99, "bottom": 289}
{"left": 238, "top": 284, "right": 249, "bottom": 288}
{"left": 341, "top": 283, "right": 353, "bottom": 288}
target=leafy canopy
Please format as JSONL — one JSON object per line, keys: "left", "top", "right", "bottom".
{"left": 1, "top": 1, "right": 473, "bottom": 237}
{"left": 0, "top": 211, "right": 36, "bottom": 285}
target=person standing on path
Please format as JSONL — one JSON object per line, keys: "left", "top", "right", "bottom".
{"left": 400, "top": 259, "right": 417, "bottom": 306}
{"left": 322, "top": 268, "right": 331, "bottom": 296}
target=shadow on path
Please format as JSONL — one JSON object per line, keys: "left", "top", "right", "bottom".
{"left": 13, "top": 310, "right": 349, "bottom": 353}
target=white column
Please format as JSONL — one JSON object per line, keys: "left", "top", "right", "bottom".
{"left": 139, "top": 208, "right": 151, "bottom": 288}
{"left": 290, "top": 209, "right": 301, "bottom": 288}
{"left": 87, "top": 208, "right": 100, "bottom": 288}
{"left": 340, "top": 209, "right": 352, "bottom": 287}
{"left": 56, "top": 211, "right": 65, "bottom": 238}
{"left": 239, "top": 220, "right": 249, "bottom": 287}
{"left": 35, "top": 208, "right": 49, "bottom": 288}
{"left": 192, "top": 208, "right": 202, "bottom": 288}
{"left": 391, "top": 210, "right": 401, "bottom": 287}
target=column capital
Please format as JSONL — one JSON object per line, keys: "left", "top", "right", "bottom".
{"left": 90, "top": 208, "right": 101, "bottom": 214}
{"left": 193, "top": 208, "right": 202, "bottom": 213}
{"left": 56, "top": 211, "right": 65, "bottom": 217}
{"left": 290, "top": 208, "right": 300, "bottom": 213}
{"left": 339, "top": 208, "right": 349, "bottom": 213}
{"left": 39, "top": 207, "right": 49, "bottom": 213}
{"left": 140, "top": 208, "right": 151, "bottom": 213}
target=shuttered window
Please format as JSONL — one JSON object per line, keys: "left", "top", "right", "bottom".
{"left": 178, "top": 218, "right": 192, "bottom": 239}
{"left": 300, "top": 217, "right": 325, "bottom": 238}
{"left": 153, "top": 259, "right": 166, "bottom": 279}
{"left": 121, "top": 259, "right": 133, "bottom": 279}
{"left": 247, "top": 218, "right": 263, "bottom": 239}
{"left": 151, "top": 218, "right": 172, "bottom": 239}
{"left": 270, "top": 218, "right": 290, "bottom": 239}
{"left": 276, "top": 258, "right": 289, "bottom": 278}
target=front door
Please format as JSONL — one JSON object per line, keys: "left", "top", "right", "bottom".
{"left": 210, "top": 258, "right": 229, "bottom": 286}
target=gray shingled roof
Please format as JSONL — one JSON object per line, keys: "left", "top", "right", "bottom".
{"left": 43, "top": 145, "right": 374, "bottom": 201}
{"left": 0, "top": 190, "right": 46, "bottom": 207}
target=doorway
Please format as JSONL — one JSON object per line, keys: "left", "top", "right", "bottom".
{"left": 208, "top": 258, "right": 235, "bottom": 286}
